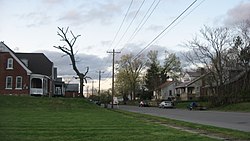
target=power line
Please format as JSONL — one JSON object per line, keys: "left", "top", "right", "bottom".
{"left": 113, "top": 0, "right": 146, "bottom": 50}
{"left": 99, "top": 0, "right": 202, "bottom": 89}
{"left": 98, "top": 0, "right": 134, "bottom": 79}
{"left": 124, "top": 0, "right": 161, "bottom": 49}
{"left": 97, "top": 0, "right": 134, "bottom": 80}
{"left": 158, "top": 0, "right": 206, "bottom": 42}
{"left": 109, "top": 0, "right": 134, "bottom": 50}
{"left": 133, "top": 0, "right": 198, "bottom": 60}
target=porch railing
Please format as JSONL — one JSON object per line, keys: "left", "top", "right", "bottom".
{"left": 30, "top": 88, "right": 43, "bottom": 95}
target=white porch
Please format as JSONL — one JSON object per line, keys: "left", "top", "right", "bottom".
{"left": 30, "top": 74, "right": 50, "bottom": 96}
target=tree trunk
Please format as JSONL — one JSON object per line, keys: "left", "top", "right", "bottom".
{"left": 79, "top": 77, "right": 84, "bottom": 97}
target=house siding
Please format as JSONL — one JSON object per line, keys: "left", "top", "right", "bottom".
{"left": 0, "top": 52, "right": 30, "bottom": 95}
{"left": 160, "top": 82, "right": 176, "bottom": 100}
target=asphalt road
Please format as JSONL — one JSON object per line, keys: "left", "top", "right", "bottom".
{"left": 115, "top": 105, "right": 250, "bottom": 132}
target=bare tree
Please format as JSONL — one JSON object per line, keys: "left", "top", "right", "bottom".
{"left": 54, "top": 27, "right": 90, "bottom": 97}
{"left": 184, "top": 24, "right": 250, "bottom": 105}
{"left": 184, "top": 26, "right": 231, "bottom": 94}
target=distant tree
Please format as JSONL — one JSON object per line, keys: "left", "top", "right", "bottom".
{"left": 182, "top": 25, "right": 250, "bottom": 106}
{"left": 184, "top": 26, "right": 231, "bottom": 90}
{"left": 231, "top": 20, "right": 250, "bottom": 70}
{"left": 116, "top": 54, "right": 145, "bottom": 100}
{"left": 115, "top": 68, "right": 130, "bottom": 102}
{"left": 54, "top": 27, "right": 91, "bottom": 97}
{"left": 144, "top": 50, "right": 161, "bottom": 99}
{"left": 162, "top": 51, "right": 182, "bottom": 81}
{"left": 100, "top": 89, "right": 112, "bottom": 106}
{"left": 228, "top": 21, "right": 250, "bottom": 99}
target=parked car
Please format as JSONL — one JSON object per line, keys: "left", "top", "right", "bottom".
{"left": 139, "top": 101, "right": 149, "bottom": 107}
{"left": 159, "top": 101, "right": 174, "bottom": 108}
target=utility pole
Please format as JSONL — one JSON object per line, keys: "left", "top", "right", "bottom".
{"left": 107, "top": 49, "right": 120, "bottom": 108}
{"left": 92, "top": 80, "right": 94, "bottom": 96}
{"left": 97, "top": 70, "right": 104, "bottom": 97}
{"left": 86, "top": 86, "right": 89, "bottom": 98}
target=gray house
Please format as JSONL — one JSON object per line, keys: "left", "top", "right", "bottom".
{"left": 175, "top": 70, "right": 206, "bottom": 101}
{"left": 158, "top": 81, "right": 177, "bottom": 100}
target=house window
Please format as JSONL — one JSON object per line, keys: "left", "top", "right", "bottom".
{"left": 31, "top": 78, "right": 42, "bottom": 88}
{"left": 16, "top": 76, "right": 22, "bottom": 89}
{"left": 5, "top": 76, "right": 12, "bottom": 89}
{"left": 7, "top": 58, "right": 13, "bottom": 69}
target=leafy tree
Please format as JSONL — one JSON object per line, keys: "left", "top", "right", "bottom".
{"left": 228, "top": 21, "right": 250, "bottom": 100}
{"left": 144, "top": 50, "right": 161, "bottom": 99}
{"left": 115, "top": 69, "right": 130, "bottom": 102}
{"left": 115, "top": 54, "right": 145, "bottom": 100}
{"left": 100, "top": 90, "right": 112, "bottom": 105}
{"left": 231, "top": 21, "right": 250, "bottom": 70}
{"left": 144, "top": 50, "right": 182, "bottom": 100}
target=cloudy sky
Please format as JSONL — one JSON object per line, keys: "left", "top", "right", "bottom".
{"left": 1, "top": 0, "right": 250, "bottom": 89}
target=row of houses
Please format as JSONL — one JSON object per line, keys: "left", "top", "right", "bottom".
{"left": 0, "top": 42, "right": 79, "bottom": 97}
{"left": 157, "top": 68, "right": 250, "bottom": 101}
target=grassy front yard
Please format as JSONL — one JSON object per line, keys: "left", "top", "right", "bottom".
{"left": 0, "top": 95, "right": 219, "bottom": 141}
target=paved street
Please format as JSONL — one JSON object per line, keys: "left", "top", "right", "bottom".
{"left": 115, "top": 105, "right": 250, "bottom": 132}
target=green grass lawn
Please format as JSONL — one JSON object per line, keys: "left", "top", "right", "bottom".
{"left": 0, "top": 95, "right": 218, "bottom": 141}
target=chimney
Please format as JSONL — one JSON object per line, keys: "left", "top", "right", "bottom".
{"left": 53, "top": 67, "right": 57, "bottom": 79}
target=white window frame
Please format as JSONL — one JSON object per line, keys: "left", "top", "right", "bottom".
{"left": 16, "top": 76, "right": 22, "bottom": 89}
{"left": 5, "top": 76, "right": 13, "bottom": 89}
{"left": 7, "top": 58, "right": 13, "bottom": 69}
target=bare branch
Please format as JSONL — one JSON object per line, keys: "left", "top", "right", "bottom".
{"left": 70, "top": 30, "right": 81, "bottom": 47}
{"left": 84, "top": 67, "right": 89, "bottom": 76}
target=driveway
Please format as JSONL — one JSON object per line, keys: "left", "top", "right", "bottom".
{"left": 115, "top": 105, "right": 250, "bottom": 132}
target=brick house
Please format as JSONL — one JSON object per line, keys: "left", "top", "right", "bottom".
{"left": 0, "top": 42, "right": 54, "bottom": 96}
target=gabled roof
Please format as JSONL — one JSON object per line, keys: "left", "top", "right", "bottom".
{"left": 1, "top": 42, "right": 53, "bottom": 76}
{"left": 175, "top": 82, "right": 190, "bottom": 88}
{"left": 186, "top": 71, "right": 201, "bottom": 77}
{"left": 176, "top": 73, "right": 207, "bottom": 88}
{"left": 0, "top": 42, "right": 32, "bottom": 74}
{"left": 16, "top": 53, "right": 53, "bottom": 76}
{"left": 158, "top": 81, "right": 176, "bottom": 89}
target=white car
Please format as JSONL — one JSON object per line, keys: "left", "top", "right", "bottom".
{"left": 159, "top": 101, "right": 174, "bottom": 108}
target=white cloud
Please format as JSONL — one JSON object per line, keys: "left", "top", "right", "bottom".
{"left": 41, "top": 50, "right": 112, "bottom": 79}
{"left": 58, "top": 1, "right": 123, "bottom": 26}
